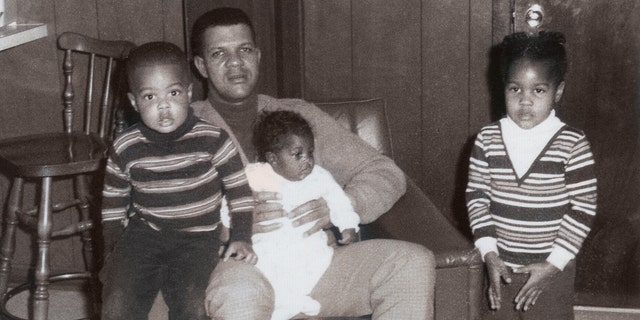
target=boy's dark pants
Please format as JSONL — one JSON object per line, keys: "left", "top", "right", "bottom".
{"left": 482, "top": 261, "right": 575, "bottom": 320}
{"left": 101, "top": 217, "right": 220, "bottom": 320}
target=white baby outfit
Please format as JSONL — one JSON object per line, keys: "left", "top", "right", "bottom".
{"left": 221, "top": 162, "right": 360, "bottom": 320}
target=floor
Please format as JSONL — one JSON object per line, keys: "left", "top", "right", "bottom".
{"left": 574, "top": 306, "right": 640, "bottom": 320}
{"left": 5, "top": 288, "right": 90, "bottom": 320}
{"left": 4, "top": 287, "right": 640, "bottom": 320}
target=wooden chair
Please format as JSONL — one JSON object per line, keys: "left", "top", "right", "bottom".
{"left": 0, "top": 32, "right": 134, "bottom": 320}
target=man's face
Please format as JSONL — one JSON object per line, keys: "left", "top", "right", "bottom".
{"left": 194, "top": 24, "right": 261, "bottom": 104}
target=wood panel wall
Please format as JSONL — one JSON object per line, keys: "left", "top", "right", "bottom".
{"left": 278, "top": 0, "right": 494, "bottom": 229}
{"left": 0, "top": 0, "right": 183, "bottom": 274}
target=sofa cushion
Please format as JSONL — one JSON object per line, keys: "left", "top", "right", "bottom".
{"left": 314, "top": 98, "right": 393, "bottom": 159}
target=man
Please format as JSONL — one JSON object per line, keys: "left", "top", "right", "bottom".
{"left": 191, "top": 7, "right": 436, "bottom": 319}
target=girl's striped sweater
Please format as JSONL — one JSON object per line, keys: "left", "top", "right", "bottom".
{"left": 466, "top": 122, "right": 597, "bottom": 268}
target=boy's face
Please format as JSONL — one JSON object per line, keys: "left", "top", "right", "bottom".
{"left": 194, "top": 24, "right": 261, "bottom": 105}
{"left": 505, "top": 58, "right": 565, "bottom": 129}
{"left": 267, "top": 134, "right": 314, "bottom": 181}
{"left": 128, "top": 64, "right": 192, "bottom": 133}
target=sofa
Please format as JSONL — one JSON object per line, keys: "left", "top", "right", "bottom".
{"left": 314, "top": 98, "right": 483, "bottom": 320}
{"left": 149, "top": 98, "right": 483, "bottom": 320}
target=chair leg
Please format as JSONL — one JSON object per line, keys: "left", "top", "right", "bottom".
{"left": 0, "top": 177, "right": 23, "bottom": 297}
{"left": 74, "top": 174, "right": 100, "bottom": 319}
{"left": 33, "top": 177, "right": 53, "bottom": 320}
{"left": 74, "top": 175, "right": 95, "bottom": 273}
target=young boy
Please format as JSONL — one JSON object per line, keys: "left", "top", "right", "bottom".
{"left": 99, "top": 42, "right": 255, "bottom": 319}
{"left": 220, "top": 110, "right": 359, "bottom": 319}
{"left": 466, "top": 31, "right": 597, "bottom": 319}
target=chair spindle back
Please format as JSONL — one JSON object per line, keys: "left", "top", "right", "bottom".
{"left": 57, "top": 32, "right": 135, "bottom": 140}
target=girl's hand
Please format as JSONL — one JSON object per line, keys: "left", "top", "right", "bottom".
{"left": 484, "top": 252, "right": 512, "bottom": 310}
{"left": 223, "top": 241, "right": 258, "bottom": 265}
{"left": 513, "top": 261, "right": 560, "bottom": 311}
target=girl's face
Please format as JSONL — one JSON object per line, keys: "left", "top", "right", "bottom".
{"left": 505, "top": 58, "right": 565, "bottom": 129}
{"left": 266, "top": 134, "right": 314, "bottom": 181}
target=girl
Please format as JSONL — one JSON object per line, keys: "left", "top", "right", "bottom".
{"left": 466, "top": 31, "right": 597, "bottom": 319}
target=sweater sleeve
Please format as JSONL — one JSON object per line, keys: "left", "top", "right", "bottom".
{"left": 277, "top": 99, "right": 406, "bottom": 224}
{"left": 466, "top": 131, "right": 497, "bottom": 243}
{"left": 214, "top": 129, "right": 255, "bottom": 243}
{"left": 315, "top": 166, "right": 361, "bottom": 232}
{"left": 101, "top": 149, "right": 131, "bottom": 224}
{"left": 547, "top": 133, "right": 597, "bottom": 270}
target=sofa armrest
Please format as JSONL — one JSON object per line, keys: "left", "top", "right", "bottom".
{"left": 437, "top": 248, "right": 482, "bottom": 269}
{"left": 361, "top": 176, "right": 481, "bottom": 268}
{"left": 361, "top": 176, "right": 483, "bottom": 320}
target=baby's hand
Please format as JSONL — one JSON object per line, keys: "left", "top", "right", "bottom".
{"left": 223, "top": 241, "right": 258, "bottom": 265}
{"left": 338, "top": 228, "right": 357, "bottom": 245}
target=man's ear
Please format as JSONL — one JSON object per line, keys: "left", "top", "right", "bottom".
{"left": 187, "top": 83, "right": 193, "bottom": 101}
{"left": 194, "top": 56, "right": 209, "bottom": 79}
{"left": 555, "top": 81, "right": 565, "bottom": 103}
{"left": 127, "top": 92, "right": 138, "bottom": 112}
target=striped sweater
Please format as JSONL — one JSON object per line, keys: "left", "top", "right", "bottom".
{"left": 101, "top": 111, "right": 254, "bottom": 242}
{"left": 466, "top": 121, "right": 597, "bottom": 268}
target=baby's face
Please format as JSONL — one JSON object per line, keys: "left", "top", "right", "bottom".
{"left": 504, "top": 58, "right": 564, "bottom": 129}
{"left": 268, "top": 134, "right": 314, "bottom": 181}
{"left": 128, "top": 64, "right": 192, "bottom": 133}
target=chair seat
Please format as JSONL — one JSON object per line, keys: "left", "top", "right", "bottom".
{"left": 0, "top": 132, "right": 108, "bottom": 177}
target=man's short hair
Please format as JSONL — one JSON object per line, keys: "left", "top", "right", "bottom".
{"left": 126, "top": 41, "right": 189, "bottom": 87}
{"left": 190, "top": 7, "right": 256, "bottom": 58}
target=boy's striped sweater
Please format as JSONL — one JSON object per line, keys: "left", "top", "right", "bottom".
{"left": 101, "top": 112, "right": 254, "bottom": 242}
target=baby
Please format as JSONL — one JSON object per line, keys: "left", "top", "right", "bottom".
{"left": 222, "top": 110, "right": 359, "bottom": 320}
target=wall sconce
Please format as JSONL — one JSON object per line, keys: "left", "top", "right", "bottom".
{"left": 525, "top": 4, "right": 544, "bottom": 29}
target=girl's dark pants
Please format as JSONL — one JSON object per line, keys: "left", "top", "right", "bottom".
{"left": 482, "top": 261, "right": 575, "bottom": 320}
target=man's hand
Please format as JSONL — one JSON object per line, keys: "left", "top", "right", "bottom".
{"left": 485, "top": 252, "right": 512, "bottom": 310}
{"left": 289, "top": 198, "right": 331, "bottom": 237}
{"left": 222, "top": 241, "right": 258, "bottom": 265}
{"left": 253, "top": 191, "right": 286, "bottom": 234}
{"left": 513, "top": 262, "right": 560, "bottom": 311}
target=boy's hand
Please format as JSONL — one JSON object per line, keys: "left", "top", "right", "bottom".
{"left": 513, "top": 261, "right": 560, "bottom": 311}
{"left": 338, "top": 228, "right": 357, "bottom": 245}
{"left": 289, "top": 198, "right": 331, "bottom": 238}
{"left": 223, "top": 241, "right": 258, "bottom": 265}
{"left": 485, "top": 252, "right": 512, "bottom": 310}
{"left": 253, "top": 191, "right": 285, "bottom": 234}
